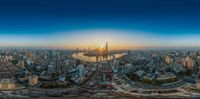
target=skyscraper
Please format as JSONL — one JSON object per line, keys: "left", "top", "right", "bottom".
{"left": 105, "top": 41, "right": 108, "bottom": 60}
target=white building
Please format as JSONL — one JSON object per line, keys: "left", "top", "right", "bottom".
{"left": 5, "top": 55, "right": 13, "bottom": 61}
{"left": 26, "top": 58, "right": 33, "bottom": 65}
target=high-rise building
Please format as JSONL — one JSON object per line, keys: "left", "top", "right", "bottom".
{"left": 164, "top": 55, "right": 173, "bottom": 65}
{"left": 197, "top": 50, "right": 200, "bottom": 57}
{"left": 184, "top": 57, "right": 195, "bottom": 70}
{"left": 18, "top": 60, "right": 25, "bottom": 69}
{"left": 77, "top": 64, "right": 85, "bottom": 82}
{"left": 105, "top": 42, "right": 108, "bottom": 54}
{"left": 105, "top": 41, "right": 108, "bottom": 60}
{"left": 27, "top": 51, "right": 33, "bottom": 58}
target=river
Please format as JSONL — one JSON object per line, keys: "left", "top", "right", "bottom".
{"left": 72, "top": 52, "right": 124, "bottom": 62}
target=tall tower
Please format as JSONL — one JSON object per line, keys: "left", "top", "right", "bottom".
{"left": 96, "top": 48, "right": 99, "bottom": 63}
{"left": 76, "top": 48, "right": 79, "bottom": 56}
{"left": 105, "top": 42, "right": 108, "bottom": 60}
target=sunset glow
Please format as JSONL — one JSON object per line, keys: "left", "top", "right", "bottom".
{"left": 0, "top": 29, "right": 200, "bottom": 50}
{"left": 0, "top": 0, "right": 200, "bottom": 50}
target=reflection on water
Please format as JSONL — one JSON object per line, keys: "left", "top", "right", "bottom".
{"left": 72, "top": 52, "right": 124, "bottom": 62}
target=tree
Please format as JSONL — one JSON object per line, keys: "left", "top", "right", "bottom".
{"left": 11, "top": 60, "right": 18, "bottom": 65}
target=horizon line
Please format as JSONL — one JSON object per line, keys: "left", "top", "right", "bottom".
{"left": 0, "top": 46, "right": 200, "bottom": 50}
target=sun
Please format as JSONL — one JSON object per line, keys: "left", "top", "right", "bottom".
{"left": 99, "top": 41, "right": 106, "bottom": 49}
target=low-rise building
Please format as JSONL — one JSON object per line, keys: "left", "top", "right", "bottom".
{"left": 135, "top": 70, "right": 146, "bottom": 78}
{"left": 29, "top": 75, "right": 39, "bottom": 86}
{"left": 0, "top": 72, "right": 16, "bottom": 90}
{"left": 196, "top": 80, "right": 200, "bottom": 89}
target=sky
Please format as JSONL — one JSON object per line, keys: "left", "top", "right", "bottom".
{"left": 0, "top": 0, "right": 200, "bottom": 49}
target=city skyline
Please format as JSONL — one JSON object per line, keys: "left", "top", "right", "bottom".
{"left": 1, "top": 1, "right": 200, "bottom": 98}
{"left": 0, "top": 0, "right": 200, "bottom": 49}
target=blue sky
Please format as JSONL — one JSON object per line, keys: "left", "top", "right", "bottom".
{"left": 0, "top": 0, "right": 200, "bottom": 49}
